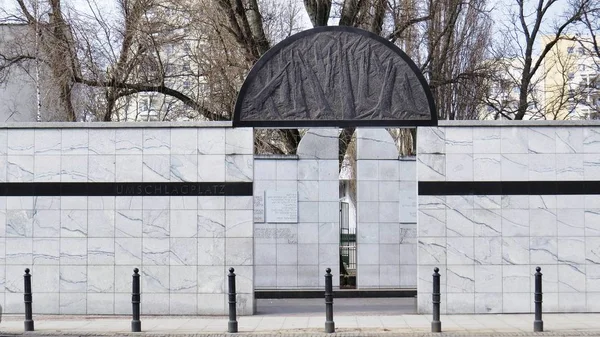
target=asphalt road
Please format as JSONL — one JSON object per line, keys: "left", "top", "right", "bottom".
{"left": 255, "top": 297, "right": 417, "bottom": 316}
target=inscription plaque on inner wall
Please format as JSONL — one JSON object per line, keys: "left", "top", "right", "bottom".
{"left": 265, "top": 190, "right": 298, "bottom": 223}
{"left": 254, "top": 194, "right": 265, "bottom": 223}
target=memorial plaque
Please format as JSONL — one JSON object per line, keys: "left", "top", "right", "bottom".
{"left": 254, "top": 194, "right": 265, "bottom": 223}
{"left": 265, "top": 190, "right": 298, "bottom": 223}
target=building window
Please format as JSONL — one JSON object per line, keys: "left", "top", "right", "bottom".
{"left": 182, "top": 63, "right": 190, "bottom": 72}
{"left": 568, "top": 47, "right": 574, "bottom": 54}
{"left": 568, "top": 72, "right": 575, "bottom": 80}
{"left": 183, "top": 81, "right": 190, "bottom": 90}
{"left": 578, "top": 47, "right": 585, "bottom": 55}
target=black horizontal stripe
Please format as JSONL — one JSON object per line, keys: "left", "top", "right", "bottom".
{"left": 0, "top": 182, "right": 252, "bottom": 196}
{"left": 418, "top": 181, "right": 600, "bottom": 195}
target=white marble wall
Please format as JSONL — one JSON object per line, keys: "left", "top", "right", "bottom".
{"left": 254, "top": 128, "right": 340, "bottom": 289}
{"left": 0, "top": 126, "right": 254, "bottom": 315}
{"left": 356, "top": 128, "right": 417, "bottom": 288}
{"left": 417, "top": 125, "right": 600, "bottom": 314}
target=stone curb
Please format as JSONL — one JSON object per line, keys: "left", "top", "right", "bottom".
{"left": 1, "top": 331, "right": 600, "bottom": 337}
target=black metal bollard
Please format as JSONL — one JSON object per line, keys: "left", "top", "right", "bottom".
{"left": 534, "top": 266, "right": 543, "bottom": 332}
{"left": 228, "top": 268, "right": 238, "bottom": 333}
{"left": 324, "top": 268, "right": 335, "bottom": 333}
{"left": 432, "top": 267, "right": 441, "bottom": 333}
{"left": 23, "top": 268, "right": 34, "bottom": 332}
{"left": 131, "top": 268, "right": 141, "bottom": 332}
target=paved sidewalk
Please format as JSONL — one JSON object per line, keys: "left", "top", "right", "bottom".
{"left": 2, "top": 314, "right": 600, "bottom": 336}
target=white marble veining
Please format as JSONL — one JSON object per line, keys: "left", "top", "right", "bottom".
{"left": 89, "top": 129, "right": 116, "bottom": 155}
{"left": 61, "top": 130, "right": 88, "bottom": 154}
{"left": 143, "top": 129, "right": 171, "bottom": 155}
{"left": 115, "top": 129, "right": 143, "bottom": 154}
{"left": 8, "top": 129, "right": 34, "bottom": 155}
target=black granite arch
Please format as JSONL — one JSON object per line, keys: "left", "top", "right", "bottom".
{"left": 233, "top": 26, "right": 437, "bottom": 128}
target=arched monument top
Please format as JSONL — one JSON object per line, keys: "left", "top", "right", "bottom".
{"left": 233, "top": 26, "right": 437, "bottom": 128}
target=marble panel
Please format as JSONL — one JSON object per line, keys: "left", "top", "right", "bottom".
{"left": 585, "top": 153, "right": 600, "bottom": 179}
{"left": 358, "top": 201, "right": 379, "bottom": 223}
{"left": 474, "top": 237, "right": 502, "bottom": 264}
{"left": 584, "top": 127, "right": 600, "bottom": 153}
{"left": 143, "top": 238, "right": 170, "bottom": 265}
{"left": 143, "top": 196, "right": 169, "bottom": 209}
{"left": 115, "top": 238, "right": 142, "bottom": 265}
{"left": 6, "top": 237, "right": 32, "bottom": 264}
{"left": 142, "top": 210, "right": 169, "bottom": 238}
{"left": 298, "top": 223, "right": 319, "bottom": 244}
{"left": 170, "top": 265, "right": 197, "bottom": 293}
{"left": 530, "top": 209, "right": 557, "bottom": 236}
{"left": 33, "top": 238, "right": 59, "bottom": 264}
{"left": 558, "top": 237, "right": 586, "bottom": 264}
{"left": 378, "top": 160, "right": 400, "bottom": 181}
{"left": 198, "top": 294, "right": 225, "bottom": 315}
{"left": 225, "top": 128, "right": 253, "bottom": 155}
{"left": 419, "top": 196, "right": 446, "bottom": 209}
{"left": 501, "top": 154, "right": 528, "bottom": 181}
{"left": 115, "top": 129, "right": 143, "bottom": 154}
{"left": 587, "top": 293, "right": 600, "bottom": 312}
{"left": 170, "top": 155, "right": 198, "bottom": 182}
{"left": 400, "top": 243, "right": 416, "bottom": 265}
{"left": 115, "top": 210, "right": 143, "bottom": 237}
{"left": 446, "top": 209, "right": 474, "bottom": 237}
{"left": 198, "top": 129, "right": 225, "bottom": 155}
{"left": 473, "top": 154, "right": 502, "bottom": 181}
{"left": 586, "top": 209, "right": 600, "bottom": 236}
{"left": 417, "top": 154, "right": 445, "bottom": 181}
{"left": 556, "top": 127, "right": 583, "bottom": 153}
{"left": 445, "top": 127, "right": 473, "bottom": 154}
{"left": 298, "top": 243, "right": 319, "bottom": 265}
{"left": 318, "top": 244, "right": 338, "bottom": 268}
{"left": 447, "top": 238, "right": 475, "bottom": 264}
{"left": 7, "top": 155, "right": 33, "bottom": 182}
{"left": 33, "top": 293, "right": 59, "bottom": 314}
{"left": 170, "top": 196, "right": 198, "bottom": 210}
{"left": 473, "top": 209, "right": 501, "bottom": 237}
{"left": 197, "top": 266, "right": 225, "bottom": 293}
{"left": 275, "top": 160, "right": 298, "bottom": 180}
{"left": 556, "top": 154, "right": 584, "bottom": 180}
{"left": 225, "top": 155, "right": 253, "bottom": 182}
{"left": 357, "top": 160, "right": 378, "bottom": 181}
{"left": 474, "top": 265, "right": 502, "bottom": 293}
{"left": 86, "top": 155, "right": 115, "bottom": 182}
{"left": 298, "top": 265, "right": 319, "bottom": 288}
{"left": 528, "top": 128, "right": 556, "bottom": 153}
{"left": 0, "top": 156, "right": 6, "bottom": 182}
{"left": 446, "top": 293, "right": 474, "bottom": 314}
{"left": 298, "top": 180, "right": 319, "bottom": 201}
{"left": 558, "top": 264, "right": 586, "bottom": 292}
{"left": 89, "top": 129, "right": 116, "bottom": 155}
{"left": 276, "top": 265, "right": 299, "bottom": 288}
{"left": 319, "top": 180, "right": 339, "bottom": 201}
{"left": 255, "top": 243, "right": 276, "bottom": 265}
{"left": 502, "top": 237, "right": 529, "bottom": 265}
{"left": 88, "top": 238, "right": 115, "bottom": 265}
{"left": 170, "top": 293, "right": 197, "bottom": 315}
{"left": 59, "top": 293, "right": 86, "bottom": 314}
{"left": 35, "top": 130, "right": 62, "bottom": 154}
{"left": 6, "top": 209, "right": 33, "bottom": 237}
{"left": 297, "top": 160, "right": 319, "bottom": 180}
{"left": 226, "top": 238, "right": 253, "bottom": 265}
{"left": 60, "top": 265, "right": 86, "bottom": 292}
{"left": 502, "top": 265, "right": 530, "bottom": 293}
{"left": 60, "top": 210, "right": 87, "bottom": 237}
{"left": 197, "top": 237, "right": 225, "bottom": 266}
{"left": 226, "top": 196, "right": 253, "bottom": 210}
{"left": 417, "top": 127, "right": 445, "bottom": 154}
{"left": 8, "top": 129, "right": 34, "bottom": 155}
{"left": 298, "top": 202, "right": 319, "bottom": 222}
{"left": 559, "top": 292, "right": 587, "bottom": 312}
{"left": 530, "top": 237, "right": 558, "bottom": 264}
{"left": 379, "top": 223, "right": 400, "bottom": 244}
{"left": 586, "top": 237, "right": 600, "bottom": 264}
{"left": 88, "top": 210, "right": 115, "bottom": 238}
{"left": 379, "top": 265, "right": 400, "bottom": 288}
{"left": 378, "top": 202, "right": 399, "bottom": 223}
{"left": 141, "top": 294, "right": 170, "bottom": 314}
{"left": 87, "top": 293, "right": 113, "bottom": 314}
{"left": 318, "top": 160, "right": 338, "bottom": 180}
{"left": 255, "top": 265, "right": 276, "bottom": 288}
{"left": 276, "top": 243, "right": 298, "bottom": 265}
{"left": 358, "top": 265, "right": 380, "bottom": 287}
{"left": 60, "top": 155, "right": 88, "bottom": 182}
{"left": 356, "top": 128, "right": 398, "bottom": 159}
{"left": 500, "top": 127, "right": 528, "bottom": 154}
{"left": 115, "top": 155, "right": 143, "bottom": 181}
{"left": 198, "top": 210, "right": 225, "bottom": 238}
{"left": 34, "top": 155, "right": 61, "bottom": 182}
{"left": 501, "top": 195, "right": 529, "bottom": 208}
{"left": 400, "top": 265, "right": 417, "bottom": 288}
{"left": 502, "top": 209, "right": 529, "bottom": 236}
{"left": 33, "top": 265, "right": 59, "bottom": 292}
{"left": 116, "top": 196, "right": 143, "bottom": 210}
{"left": 87, "top": 266, "right": 114, "bottom": 293}
{"left": 60, "top": 238, "right": 86, "bottom": 265}
{"left": 446, "top": 154, "right": 473, "bottom": 181}
{"left": 586, "top": 265, "right": 600, "bottom": 291}
{"left": 532, "top": 264, "right": 558, "bottom": 293}
{"left": 254, "top": 160, "right": 276, "bottom": 180}
{"left": 0, "top": 130, "right": 5, "bottom": 155}
{"left": 142, "top": 155, "right": 170, "bottom": 182}
{"left": 379, "top": 244, "right": 400, "bottom": 265}
{"left": 418, "top": 238, "right": 446, "bottom": 265}
{"left": 61, "top": 130, "right": 88, "bottom": 154}
{"left": 446, "top": 265, "right": 475, "bottom": 293}
{"left": 142, "top": 266, "right": 170, "bottom": 292}
{"left": 226, "top": 210, "right": 252, "bottom": 238}
{"left": 318, "top": 222, "right": 338, "bottom": 244}
{"left": 34, "top": 196, "right": 60, "bottom": 209}
{"left": 474, "top": 293, "right": 503, "bottom": 313}
{"left": 358, "top": 222, "right": 379, "bottom": 244}
{"left": 528, "top": 154, "right": 556, "bottom": 180}
{"left": 418, "top": 209, "right": 446, "bottom": 237}
{"left": 170, "top": 238, "right": 197, "bottom": 266}
{"left": 197, "top": 196, "right": 225, "bottom": 210}
{"left": 142, "top": 129, "right": 170, "bottom": 155}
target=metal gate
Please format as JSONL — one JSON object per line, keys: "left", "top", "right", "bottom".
{"left": 340, "top": 202, "right": 356, "bottom": 287}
